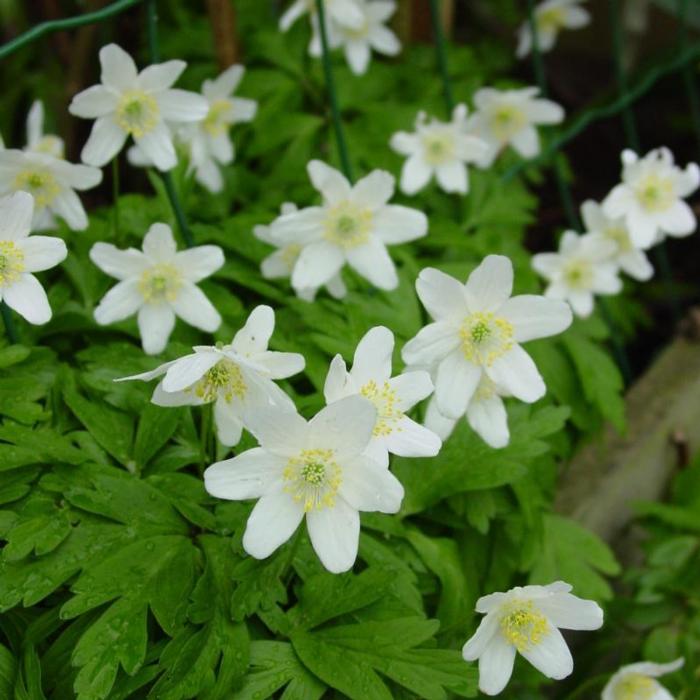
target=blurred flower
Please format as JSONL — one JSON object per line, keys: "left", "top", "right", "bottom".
{"left": 402, "top": 256, "right": 572, "bottom": 420}
{"left": 69, "top": 43, "right": 208, "bottom": 170}
{"left": 580, "top": 199, "right": 653, "bottom": 281}
{"left": 204, "top": 395, "right": 404, "bottom": 573}
{"left": 118, "top": 305, "right": 304, "bottom": 446}
{"left": 324, "top": 325, "right": 441, "bottom": 467}
{"left": 0, "top": 192, "right": 67, "bottom": 324}
{"left": 603, "top": 148, "right": 699, "bottom": 249}
{"left": 0, "top": 149, "right": 101, "bottom": 231}
{"left": 462, "top": 581, "right": 603, "bottom": 696}
{"left": 267, "top": 160, "right": 427, "bottom": 293}
{"left": 254, "top": 202, "right": 347, "bottom": 301}
{"left": 467, "top": 87, "right": 564, "bottom": 167}
{"left": 602, "top": 658, "right": 684, "bottom": 700}
{"left": 532, "top": 231, "right": 622, "bottom": 318}
{"left": 390, "top": 105, "right": 488, "bottom": 195}
{"left": 90, "top": 222, "right": 223, "bottom": 354}
{"left": 516, "top": 0, "right": 590, "bottom": 59}
{"left": 25, "top": 101, "right": 64, "bottom": 159}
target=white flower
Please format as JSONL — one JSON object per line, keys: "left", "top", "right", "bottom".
{"left": 324, "top": 325, "right": 441, "bottom": 467}
{"left": 254, "top": 202, "right": 347, "bottom": 301}
{"left": 581, "top": 199, "right": 653, "bottom": 281}
{"left": 462, "top": 581, "right": 603, "bottom": 696}
{"left": 204, "top": 395, "right": 405, "bottom": 573}
{"left": 69, "top": 43, "right": 208, "bottom": 170}
{"left": 179, "top": 64, "right": 258, "bottom": 193}
{"left": 0, "top": 192, "right": 67, "bottom": 324}
{"left": 390, "top": 105, "right": 488, "bottom": 195}
{"left": 25, "top": 101, "right": 64, "bottom": 158}
{"left": 532, "top": 231, "right": 623, "bottom": 318}
{"left": 516, "top": 0, "right": 590, "bottom": 59}
{"left": 602, "top": 148, "right": 699, "bottom": 249}
{"left": 335, "top": 0, "right": 401, "bottom": 76}
{"left": 118, "top": 305, "right": 304, "bottom": 446}
{"left": 0, "top": 149, "right": 101, "bottom": 231}
{"left": 467, "top": 87, "right": 564, "bottom": 167}
{"left": 425, "top": 374, "right": 512, "bottom": 449}
{"left": 90, "top": 222, "right": 223, "bottom": 354}
{"left": 402, "top": 256, "right": 572, "bottom": 420}
{"left": 602, "top": 658, "right": 684, "bottom": 700}
{"left": 268, "top": 160, "right": 427, "bottom": 293}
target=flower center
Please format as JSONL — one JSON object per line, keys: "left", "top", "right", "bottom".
{"left": 324, "top": 201, "right": 372, "bottom": 249}
{"left": 490, "top": 105, "right": 527, "bottom": 140}
{"left": 422, "top": 131, "right": 455, "bottom": 165}
{"left": 33, "top": 136, "right": 64, "bottom": 159}
{"left": 562, "top": 259, "right": 593, "bottom": 289}
{"left": 115, "top": 90, "right": 160, "bottom": 138}
{"left": 14, "top": 170, "right": 60, "bottom": 208}
{"left": 192, "top": 358, "right": 246, "bottom": 403}
{"left": 537, "top": 7, "right": 566, "bottom": 33}
{"left": 283, "top": 448, "right": 342, "bottom": 511}
{"left": 360, "top": 380, "right": 404, "bottom": 436}
{"left": 203, "top": 99, "right": 234, "bottom": 136}
{"left": 613, "top": 674, "right": 656, "bottom": 700}
{"left": 459, "top": 312, "right": 514, "bottom": 366}
{"left": 280, "top": 243, "right": 302, "bottom": 270}
{"left": 500, "top": 601, "right": 549, "bottom": 652}
{"left": 635, "top": 174, "right": 675, "bottom": 212}
{"left": 0, "top": 241, "right": 25, "bottom": 287}
{"left": 604, "top": 225, "right": 632, "bottom": 252}
{"left": 138, "top": 263, "right": 183, "bottom": 303}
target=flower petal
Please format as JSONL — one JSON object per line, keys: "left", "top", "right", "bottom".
{"left": 0, "top": 191, "right": 33, "bottom": 240}
{"left": 388, "top": 370, "right": 434, "bottom": 410}
{"left": 324, "top": 354, "right": 350, "bottom": 404}
{"left": 401, "top": 321, "right": 459, "bottom": 366}
{"left": 306, "top": 497, "right": 360, "bottom": 573}
{"left": 89, "top": 242, "right": 148, "bottom": 280}
{"left": 351, "top": 169, "right": 395, "bottom": 210}
{"left": 465, "top": 255, "right": 513, "bottom": 313}
{"left": 536, "top": 593, "right": 603, "bottom": 631}
{"left": 81, "top": 116, "right": 128, "bottom": 168}
{"left": 400, "top": 155, "right": 433, "bottom": 194}
{"left": 416, "top": 267, "right": 469, "bottom": 321}
{"left": 135, "top": 122, "right": 176, "bottom": 171}
{"left": 292, "top": 240, "right": 345, "bottom": 290}
{"left": 213, "top": 398, "right": 244, "bottom": 446}
{"left": 499, "top": 295, "right": 572, "bottom": 342}
{"left": 519, "top": 623, "right": 573, "bottom": 680}
{"left": 462, "top": 613, "right": 500, "bottom": 661}
{"left": 243, "top": 404, "right": 308, "bottom": 456}
{"left": 3, "top": 273, "right": 51, "bottom": 324}
{"left": 50, "top": 189, "right": 88, "bottom": 230}
{"left": 231, "top": 304, "right": 274, "bottom": 356}
{"left": 435, "top": 350, "right": 482, "bottom": 419}
{"left": 69, "top": 85, "right": 118, "bottom": 119}
{"left": 307, "top": 160, "right": 351, "bottom": 204}
{"left": 373, "top": 204, "right": 428, "bottom": 244}
{"left": 18, "top": 235, "right": 66, "bottom": 272}
{"left": 161, "top": 351, "right": 221, "bottom": 392}
{"left": 142, "top": 223, "right": 177, "bottom": 262}
{"left": 100, "top": 44, "right": 138, "bottom": 91}
{"left": 384, "top": 416, "right": 442, "bottom": 458}
{"left": 478, "top": 633, "right": 517, "bottom": 696}
{"left": 467, "top": 393, "right": 509, "bottom": 448}
{"left": 137, "top": 303, "right": 176, "bottom": 355}
{"left": 204, "top": 447, "right": 284, "bottom": 500}
{"left": 486, "top": 345, "right": 545, "bottom": 403}
{"left": 171, "top": 281, "right": 221, "bottom": 332}
{"left": 94, "top": 278, "right": 143, "bottom": 324}
{"left": 351, "top": 325, "right": 394, "bottom": 385}
{"left": 256, "top": 351, "right": 305, "bottom": 379}
{"left": 137, "top": 60, "right": 186, "bottom": 91}
{"left": 175, "top": 245, "right": 224, "bottom": 282}
{"left": 339, "top": 455, "right": 404, "bottom": 513}
{"left": 435, "top": 160, "right": 468, "bottom": 193}
{"left": 346, "top": 239, "right": 398, "bottom": 290}
{"left": 308, "top": 395, "right": 376, "bottom": 459}
{"left": 157, "top": 89, "right": 209, "bottom": 122}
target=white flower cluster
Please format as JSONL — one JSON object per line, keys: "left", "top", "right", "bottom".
{"left": 280, "top": 0, "right": 401, "bottom": 75}
{"left": 516, "top": 0, "right": 591, "bottom": 59}
{"left": 533, "top": 148, "right": 699, "bottom": 318}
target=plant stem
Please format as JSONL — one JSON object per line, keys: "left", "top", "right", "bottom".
{"left": 112, "top": 156, "right": 121, "bottom": 243}
{"left": 1, "top": 302, "right": 18, "bottom": 344}
{"left": 428, "top": 0, "right": 455, "bottom": 115}
{"left": 199, "top": 403, "right": 213, "bottom": 470}
{"left": 314, "top": 0, "right": 353, "bottom": 181}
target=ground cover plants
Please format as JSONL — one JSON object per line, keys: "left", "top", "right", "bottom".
{"left": 0, "top": 0, "right": 699, "bottom": 698}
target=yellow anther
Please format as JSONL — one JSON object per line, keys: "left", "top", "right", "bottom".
{"left": 537, "top": 7, "right": 566, "bottom": 32}
{"left": 0, "top": 241, "right": 25, "bottom": 286}
{"left": 191, "top": 359, "right": 247, "bottom": 403}
{"left": 459, "top": 312, "right": 514, "bottom": 366}
{"left": 562, "top": 260, "right": 593, "bottom": 288}
{"left": 115, "top": 90, "right": 160, "bottom": 138}
{"left": 324, "top": 202, "right": 372, "bottom": 249}
{"left": 500, "top": 601, "right": 549, "bottom": 652}
{"left": 613, "top": 674, "right": 656, "bottom": 700}
{"left": 490, "top": 105, "right": 527, "bottom": 140}
{"left": 360, "top": 379, "right": 404, "bottom": 436}
{"left": 14, "top": 170, "right": 61, "bottom": 208}
{"left": 202, "top": 99, "right": 234, "bottom": 136}
{"left": 283, "top": 448, "right": 342, "bottom": 512}
{"left": 635, "top": 174, "right": 674, "bottom": 212}
{"left": 138, "top": 264, "right": 183, "bottom": 303}
{"left": 422, "top": 131, "right": 455, "bottom": 165}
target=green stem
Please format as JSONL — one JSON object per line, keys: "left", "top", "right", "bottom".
{"left": 199, "top": 403, "right": 213, "bottom": 470}
{"left": 1, "top": 302, "right": 18, "bottom": 344}
{"left": 146, "top": 0, "right": 160, "bottom": 62}
{"left": 428, "top": 0, "right": 455, "bottom": 114}
{"left": 0, "top": 0, "right": 143, "bottom": 60}
{"left": 112, "top": 157, "right": 121, "bottom": 243}
{"left": 678, "top": 0, "right": 700, "bottom": 154}
{"left": 314, "top": 0, "right": 353, "bottom": 181}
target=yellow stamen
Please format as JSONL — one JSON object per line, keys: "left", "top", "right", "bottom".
{"left": 138, "top": 264, "right": 183, "bottom": 303}
{"left": 324, "top": 202, "right": 372, "bottom": 249}
{"left": 115, "top": 90, "right": 160, "bottom": 138}
{"left": 191, "top": 359, "right": 246, "bottom": 403}
{"left": 613, "top": 674, "right": 656, "bottom": 700}
{"left": 360, "top": 380, "right": 404, "bottom": 436}
{"left": 14, "top": 170, "right": 61, "bottom": 208}
{"left": 283, "top": 448, "right": 342, "bottom": 512}
{"left": 500, "top": 600, "right": 549, "bottom": 652}
{"left": 635, "top": 174, "right": 674, "bottom": 212}
{"left": 0, "top": 241, "right": 25, "bottom": 287}
{"left": 202, "top": 99, "right": 234, "bottom": 136}
{"left": 459, "top": 312, "right": 514, "bottom": 366}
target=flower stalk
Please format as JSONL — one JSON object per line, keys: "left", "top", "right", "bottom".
{"left": 314, "top": 0, "right": 354, "bottom": 181}
{"left": 428, "top": 0, "right": 455, "bottom": 115}
{"left": 112, "top": 157, "right": 121, "bottom": 244}
{"left": 1, "top": 302, "right": 18, "bottom": 344}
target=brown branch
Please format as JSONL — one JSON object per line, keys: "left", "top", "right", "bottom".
{"left": 206, "top": 0, "right": 238, "bottom": 68}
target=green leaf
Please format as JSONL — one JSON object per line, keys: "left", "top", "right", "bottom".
{"left": 133, "top": 403, "right": 183, "bottom": 469}
{"left": 0, "top": 643, "right": 16, "bottom": 700}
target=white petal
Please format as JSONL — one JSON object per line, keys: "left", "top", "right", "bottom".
{"left": 387, "top": 370, "right": 433, "bottom": 410}
{"left": 256, "top": 351, "right": 305, "bottom": 379}
{"left": 617, "top": 658, "right": 684, "bottom": 679}
{"left": 175, "top": 246, "right": 224, "bottom": 282}
{"left": 158, "top": 89, "right": 209, "bottom": 122}
{"left": 435, "top": 350, "right": 482, "bottom": 419}
{"left": 161, "top": 351, "right": 221, "bottom": 392}
{"left": 658, "top": 200, "right": 696, "bottom": 236}
{"left": 213, "top": 398, "right": 244, "bottom": 446}
{"left": 619, "top": 250, "right": 653, "bottom": 281}
{"left": 137, "top": 60, "right": 186, "bottom": 91}
{"left": 260, "top": 249, "right": 292, "bottom": 279}
{"left": 138, "top": 304, "right": 176, "bottom": 355}
{"left": 307, "top": 160, "right": 351, "bottom": 204}
{"left": 537, "top": 593, "right": 604, "bottom": 631}
{"left": 19, "top": 236, "right": 67, "bottom": 272}
{"left": 346, "top": 239, "right": 398, "bottom": 290}
{"left": 69, "top": 85, "right": 118, "bottom": 118}
{"left": 373, "top": 204, "right": 428, "bottom": 244}
{"left": 269, "top": 206, "right": 325, "bottom": 246}
{"left": 135, "top": 122, "right": 176, "bottom": 172}
{"left": 324, "top": 354, "right": 350, "bottom": 403}
{"left": 242, "top": 484, "right": 305, "bottom": 559}
{"left": 243, "top": 404, "right": 308, "bottom": 456}
{"left": 306, "top": 498, "right": 360, "bottom": 573}
{"left": 499, "top": 295, "right": 572, "bottom": 342}
{"left": 171, "top": 282, "right": 221, "bottom": 332}
{"left": 526, "top": 98, "right": 565, "bottom": 124}
{"left": 465, "top": 255, "right": 514, "bottom": 313}
{"left": 204, "top": 447, "right": 284, "bottom": 500}
{"left": 89, "top": 243, "right": 148, "bottom": 281}
{"left": 467, "top": 394, "right": 509, "bottom": 448}
{"left": 279, "top": 0, "right": 306, "bottom": 31}
{"left": 390, "top": 131, "right": 420, "bottom": 156}
{"left": 400, "top": 155, "right": 433, "bottom": 194}
{"left": 424, "top": 396, "right": 457, "bottom": 441}
{"left": 206, "top": 64, "right": 244, "bottom": 99}
{"left": 462, "top": 613, "right": 499, "bottom": 660}
{"left": 566, "top": 289, "right": 595, "bottom": 318}
{"left": 291, "top": 240, "right": 344, "bottom": 290}
{"left": 435, "top": 160, "right": 468, "bottom": 193}
{"left": 486, "top": 345, "right": 545, "bottom": 403}
{"left": 416, "top": 267, "right": 469, "bottom": 321}
{"left": 152, "top": 383, "right": 198, "bottom": 407}
{"left": 510, "top": 126, "right": 540, "bottom": 158}
{"left": 344, "top": 40, "right": 371, "bottom": 75}
{"left": 308, "top": 395, "right": 376, "bottom": 459}
{"left": 351, "top": 170, "right": 394, "bottom": 209}
{"left": 519, "top": 624, "right": 573, "bottom": 680}
{"left": 3, "top": 273, "right": 51, "bottom": 324}
{"left": 50, "top": 189, "right": 88, "bottom": 230}
{"left": 81, "top": 116, "right": 128, "bottom": 168}
{"left": 143, "top": 223, "right": 177, "bottom": 262}
{"left": 478, "top": 634, "right": 517, "bottom": 696}
{"left": 339, "top": 455, "right": 404, "bottom": 513}
{"left": 384, "top": 416, "right": 442, "bottom": 458}
{"left": 94, "top": 278, "right": 143, "bottom": 324}
{"left": 351, "top": 325, "right": 394, "bottom": 384}
{"left": 401, "top": 322, "right": 460, "bottom": 366}
{"left": 100, "top": 44, "right": 138, "bottom": 91}
{"left": 0, "top": 191, "right": 33, "bottom": 240}
{"left": 51, "top": 160, "right": 102, "bottom": 190}
{"left": 232, "top": 304, "right": 275, "bottom": 355}
{"left": 368, "top": 24, "right": 401, "bottom": 55}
